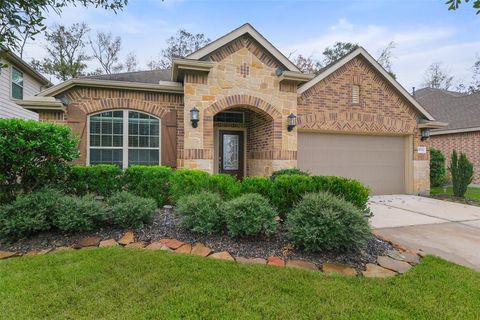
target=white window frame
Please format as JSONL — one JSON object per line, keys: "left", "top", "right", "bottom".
{"left": 87, "top": 109, "right": 161, "bottom": 169}
{"left": 11, "top": 66, "right": 24, "bottom": 100}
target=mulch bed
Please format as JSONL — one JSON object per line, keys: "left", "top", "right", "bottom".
{"left": 427, "top": 195, "right": 480, "bottom": 207}
{"left": 0, "top": 208, "right": 394, "bottom": 271}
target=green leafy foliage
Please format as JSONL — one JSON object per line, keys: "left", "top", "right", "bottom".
{"left": 123, "top": 166, "right": 172, "bottom": 207}
{"left": 222, "top": 194, "right": 278, "bottom": 237}
{"left": 65, "top": 165, "right": 123, "bottom": 197}
{"left": 0, "top": 119, "right": 79, "bottom": 203}
{"left": 270, "top": 168, "right": 310, "bottom": 181}
{"left": 311, "top": 176, "right": 370, "bottom": 211}
{"left": 169, "top": 169, "right": 210, "bottom": 203}
{"left": 430, "top": 148, "right": 447, "bottom": 187}
{"left": 449, "top": 150, "right": 474, "bottom": 198}
{"left": 241, "top": 176, "right": 273, "bottom": 198}
{"left": 107, "top": 192, "right": 157, "bottom": 229}
{"left": 0, "top": 188, "right": 61, "bottom": 241}
{"left": 52, "top": 194, "right": 108, "bottom": 233}
{"left": 286, "top": 192, "right": 371, "bottom": 252}
{"left": 207, "top": 174, "right": 242, "bottom": 200}
{"left": 270, "top": 175, "right": 315, "bottom": 216}
{"left": 446, "top": 0, "right": 480, "bottom": 14}
{"left": 176, "top": 192, "right": 224, "bottom": 234}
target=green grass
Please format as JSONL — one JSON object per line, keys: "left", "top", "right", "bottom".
{"left": 430, "top": 186, "right": 480, "bottom": 200}
{"left": 1, "top": 248, "right": 479, "bottom": 319}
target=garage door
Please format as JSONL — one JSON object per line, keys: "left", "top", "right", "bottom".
{"left": 298, "top": 133, "right": 406, "bottom": 195}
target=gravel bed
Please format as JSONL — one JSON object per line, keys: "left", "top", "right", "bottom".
{"left": 0, "top": 209, "right": 393, "bottom": 271}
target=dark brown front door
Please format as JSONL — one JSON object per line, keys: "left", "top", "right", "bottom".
{"left": 219, "top": 130, "right": 244, "bottom": 179}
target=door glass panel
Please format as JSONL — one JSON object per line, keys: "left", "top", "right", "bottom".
{"left": 223, "top": 134, "right": 239, "bottom": 170}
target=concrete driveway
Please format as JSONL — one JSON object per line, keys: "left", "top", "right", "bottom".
{"left": 369, "top": 195, "right": 480, "bottom": 271}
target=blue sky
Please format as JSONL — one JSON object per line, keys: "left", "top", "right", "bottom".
{"left": 24, "top": 0, "right": 480, "bottom": 89}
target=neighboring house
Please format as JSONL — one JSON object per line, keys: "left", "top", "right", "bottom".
{"left": 415, "top": 87, "right": 480, "bottom": 184}
{"left": 36, "top": 23, "right": 443, "bottom": 195}
{"left": 0, "top": 47, "right": 53, "bottom": 120}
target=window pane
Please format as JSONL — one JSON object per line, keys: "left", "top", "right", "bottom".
{"left": 150, "top": 136, "right": 159, "bottom": 147}
{"left": 101, "top": 121, "right": 112, "bottom": 134}
{"left": 139, "top": 136, "right": 149, "bottom": 147}
{"left": 112, "top": 135, "right": 123, "bottom": 147}
{"left": 12, "top": 68, "right": 23, "bottom": 86}
{"left": 12, "top": 83, "right": 23, "bottom": 99}
{"left": 128, "top": 149, "right": 159, "bottom": 166}
{"left": 90, "top": 134, "right": 101, "bottom": 147}
{"left": 90, "top": 121, "right": 101, "bottom": 134}
{"left": 90, "top": 149, "right": 122, "bottom": 167}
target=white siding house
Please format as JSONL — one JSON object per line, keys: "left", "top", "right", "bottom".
{"left": 0, "top": 50, "right": 50, "bottom": 120}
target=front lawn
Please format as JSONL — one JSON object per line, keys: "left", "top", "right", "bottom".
{"left": 1, "top": 248, "right": 479, "bottom": 319}
{"left": 430, "top": 186, "right": 480, "bottom": 200}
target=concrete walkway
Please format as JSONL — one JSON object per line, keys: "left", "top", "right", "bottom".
{"left": 369, "top": 195, "right": 480, "bottom": 271}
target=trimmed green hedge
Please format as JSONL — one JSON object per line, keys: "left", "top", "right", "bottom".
{"left": 65, "top": 165, "right": 123, "bottom": 197}
{"left": 123, "top": 166, "right": 172, "bottom": 207}
{"left": 169, "top": 169, "right": 210, "bottom": 203}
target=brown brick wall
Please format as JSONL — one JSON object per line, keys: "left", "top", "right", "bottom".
{"left": 297, "top": 55, "right": 428, "bottom": 162}
{"left": 431, "top": 131, "right": 480, "bottom": 184}
{"left": 62, "top": 87, "right": 184, "bottom": 165}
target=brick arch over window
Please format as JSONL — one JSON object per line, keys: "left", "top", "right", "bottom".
{"left": 203, "top": 94, "right": 283, "bottom": 150}
{"left": 80, "top": 98, "right": 172, "bottom": 119}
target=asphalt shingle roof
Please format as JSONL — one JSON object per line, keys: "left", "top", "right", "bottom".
{"left": 414, "top": 87, "right": 480, "bottom": 132}
{"left": 84, "top": 69, "right": 171, "bottom": 84}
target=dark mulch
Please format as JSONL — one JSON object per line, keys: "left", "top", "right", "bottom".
{"left": 0, "top": 209, "right": 392, "bottom": 271}
{"left": 427, "top": 195, "right": 480, "bottom": 207}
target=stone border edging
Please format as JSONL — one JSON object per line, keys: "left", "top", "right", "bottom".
{"left": 0, "top": 231, "right": 423, "bottom": 278}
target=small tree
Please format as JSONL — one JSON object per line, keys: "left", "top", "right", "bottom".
{"left": 0, "top": 119, "right": 79, "bottom": 203}
{"left": 449, "top": 150, "right": 474, "bottom": 197}
{"left": 430, "top": 148, "right": 447, "bottom": 187}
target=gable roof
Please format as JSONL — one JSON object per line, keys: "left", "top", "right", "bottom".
{"left": 187, "top": 23, "right": 300, "bottom": 72}
{"left": 414, "top": 87, "right": 480, "bottom": 134}
{"left": 84, "top": 69, "right": 171, "bottom": 84}
{"left": 298, "top": 47, "right": 436, "bottom": 121}
{"left": 1, "top": 46, "right": 51, "bottom": 86}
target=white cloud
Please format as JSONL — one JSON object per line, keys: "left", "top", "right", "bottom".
{"left": 284, "top": 18, "right": 478, "bottom": 89}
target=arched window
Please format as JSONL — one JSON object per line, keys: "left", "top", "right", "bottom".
{"left": 88, "top": 110, "right": 160, "bottom": 169}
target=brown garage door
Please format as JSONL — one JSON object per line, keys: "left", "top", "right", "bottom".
{"left": 298, "top": 132, "right": 406, "bottom": 195}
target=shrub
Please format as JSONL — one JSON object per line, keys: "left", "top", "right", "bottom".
{"left": 222, "top": 193, "right": 278, "bottom": 237}
{"left": 107, "top": 192, "right": 157, "bottom": 229}
{"left": 270, "top": 175, "right": 315, "bottom": 216}
{"left": 0, "top": 188, "right": 62, "bottom": 241}
{"left": 64, "top": 165, "right": 123, "bottom": 197}
{"left": 0, "top": 119, "right": 79, "bottom": 203}
{"left": 52, "top": 194, "right": 108, "bottom": 233}
{"left": 311, "top": 176, "right": 369, "bottom": 210}
{"left": 430, "top": 148, "right": 447, "bottom": 187}
{"left": 176, "top": 192, "right": 224, "bottom": 234}
{"left": 449, "top": 150, "right": 474, "bottom": 198}
{"left": 241, "top": 176, "right": 273, "bottom": 198}
{"left": 169, "top": 169, "right": 210, "bottom": 203}
{"left": 286, "top": 192, "right": 371, "bottom": 252}
{"left": 208, "top": 174, "right": 242, "bottom": 200}
{"left": 270, "top": 168, "right": 309, "bottom": 181}
{"left": 123, "top": 166, "right": 172, "bottom": 207}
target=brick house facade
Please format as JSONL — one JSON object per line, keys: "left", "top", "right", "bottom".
{"left": 35, "top": 24, "right": 442, "bottom": 195}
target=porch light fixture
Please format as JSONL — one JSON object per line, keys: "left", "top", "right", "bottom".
{"left": 190, "top": 107, "right": 199, "bottom": 128}
{"left": 287, "top": 113, "right": 297, "bottom": 132}
{"left": 421, "top": 128, "right": 430, "bottom": 141}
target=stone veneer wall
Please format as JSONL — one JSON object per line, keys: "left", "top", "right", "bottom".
{"left": 181, "top": 35, "right": 298, "bottom": 175}
{"left": 62, "top": 87, "right": 184, "bottom": 165}
{"left": 431, "top": 131, "right": 480, "bottom": 184}
{"left": 297, "top": 56, "right": 430, "bottom": 194}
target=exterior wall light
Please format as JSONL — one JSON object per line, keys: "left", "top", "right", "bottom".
{"left": 421, "top": 128, "right": 430, "bottom": 141}
{"left": 287, "top": 113, "right": 297, "bottom": 132}
{"left": 190, "top": 107, "right": 199, "bottom": 128}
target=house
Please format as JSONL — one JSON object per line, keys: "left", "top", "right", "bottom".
{"left": 0, "top": 47, "right": 53, "bottom": 120}
{"left": 415, "top": 87, "right": 480, "bottom": 184}
{"left": 35, "top": 23, "right": 443, "bottom": 195}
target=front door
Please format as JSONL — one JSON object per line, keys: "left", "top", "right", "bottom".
{"left": 219, "top": 130, "right": 244, "bottom": 179}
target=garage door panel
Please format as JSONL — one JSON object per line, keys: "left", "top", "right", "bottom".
{"left": 298, "top": 133, "right": 406, "bottom": 195}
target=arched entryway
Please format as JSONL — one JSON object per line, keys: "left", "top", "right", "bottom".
{"left": 204, "top": 95, "right": 282, "bottom": 178}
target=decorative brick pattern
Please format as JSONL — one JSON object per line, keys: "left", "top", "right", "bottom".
{"left": 185, "top": 73, "right": 208, "bottom": 85}
{"left": 431, "top": 132, "right": 480, "bottom": 183}
{"left": 238, "top": 63, "right": 250, "bottom": 78}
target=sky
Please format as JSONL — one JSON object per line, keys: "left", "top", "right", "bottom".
{"left": 23, "top": 0, "right": 480, "bottom": 90}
